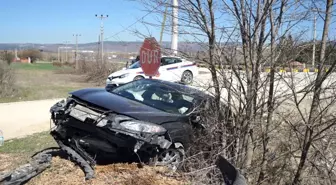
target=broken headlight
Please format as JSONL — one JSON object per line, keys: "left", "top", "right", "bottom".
{"left": 119, "top": 121, "right": 166, "bottom": 134}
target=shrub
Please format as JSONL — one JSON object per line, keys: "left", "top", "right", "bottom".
{"left": 54, "top": 60, "right": 120, "bottom": 85}
{"left": 79, "top": 61, "right": 119, "bottom": 85}
{"left": 0, "top": 61, "right": 16, "bottom": 98}
{"left": 1, "top": 51, "right": 15, "bottom": 64}
{"left": 52, "top": 62, "right": 63, "bottom": 67}
{"left": 20, "top": 49, "right": 42, "bottom": 63}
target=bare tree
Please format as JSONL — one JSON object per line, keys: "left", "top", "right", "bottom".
{"left": 291, "top": 0, "right": 335, "bottom": 184}
{"left": 134, "top": 0, "right": 335, "bottom": 184}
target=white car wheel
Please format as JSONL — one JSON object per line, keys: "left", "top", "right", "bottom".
{"left": 181, "top": 70, "right": 193, "bottom": 84}
{"left": 133, "top": 75, "right": 144, "bottom": 81}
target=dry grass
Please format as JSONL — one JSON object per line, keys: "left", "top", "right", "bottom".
{"left": 0, "top": 68, "right": 98, "bottom": 103}
{"left": 0, "top": 61, "right": 16, "bottom": 98}
{"left": 0, "top": 155, "right": 189, "bottom": 185}
{"left": 0, "top": 132, "right": 189, "bottom": 185}
{"left": 77, "top": 61, "right": 122, "bottom": 85}
{"left": 0, "top": 153, "right": 25, "bottom": 172}
{"left": 0, "top": 62, "right": 123, "bottom": 102}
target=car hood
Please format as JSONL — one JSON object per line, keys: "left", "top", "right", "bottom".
{"left": 69, "top": 88, "right": 186, "bottom": 124}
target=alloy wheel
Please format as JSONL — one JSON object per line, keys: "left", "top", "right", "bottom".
{"left": 181, "top": 71, "right": 193, "bottom": 84}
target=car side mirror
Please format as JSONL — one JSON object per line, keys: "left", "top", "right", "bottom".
{"left": 125, "top": 61, "right": 129, "bottom": 68}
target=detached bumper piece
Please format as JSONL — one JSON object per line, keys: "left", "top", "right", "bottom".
{"left": 0, "top": 145, "right": 95, "bottom": 184}
{"left": 52, "top": 135, "right": 95, "bottom": 180}
{"left": 0, "top": 148, "right": 59, "bottom": 185}
{"left": 0, "top": 145, "right": 96, "bottom": 184}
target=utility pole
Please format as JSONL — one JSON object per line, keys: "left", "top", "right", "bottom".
{"left": 95, "top": 14, "right": 108, "bottom": 64}
{"left": 64, "top": 41, "right": 69, "bottom": 62}
{"left": 73, "top": 34, "right": 81, "bottom": 69}
{"left": 171, "top": 0, "right": 179, "bottom": 55}
{"left": 97, "top": 34, "right": 100, "bottom": 64}
{"left": 58, "top": 47, "right": 60, "bottom": 62}
{"left": 160, "top": 4, "right": 169, "bottom": 45}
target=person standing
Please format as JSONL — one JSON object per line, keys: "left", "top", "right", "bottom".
{"left": 131, "top": 55, "right": 140, "bottom": 65}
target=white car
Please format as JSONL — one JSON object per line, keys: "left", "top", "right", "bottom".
{"left": 105, "top": 56, "right": 199, "bottom": 90}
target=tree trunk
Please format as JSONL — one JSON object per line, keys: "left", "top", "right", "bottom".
{"left": 291, "top": 0, "right": 333, "bottom": 184}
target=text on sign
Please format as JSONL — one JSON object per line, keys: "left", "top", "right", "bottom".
{"left": 141, "top": 48, "right": 160, "bottom": 65}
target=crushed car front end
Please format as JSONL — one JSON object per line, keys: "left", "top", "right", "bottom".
{"left": 49, "top": 96, "right": 173, "bottom": 166}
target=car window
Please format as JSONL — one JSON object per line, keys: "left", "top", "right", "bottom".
{"left": 111, "top": 80, "right": 197, "bottom": 114}
{"left": 161, "top": 58, "right": 175, "bottom": 66}
{"left": 128, "top": 61, "right": 141, "bottom": 69}
{"left": 174, "top": 58, "right": 182, "bottom": 63}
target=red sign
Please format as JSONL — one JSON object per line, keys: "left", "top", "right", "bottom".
{"left": 139, "top": 37, "right": 161, "bottom": 76}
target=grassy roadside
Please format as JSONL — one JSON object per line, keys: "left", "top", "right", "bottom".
{"left": 0, "top": 63, "right": 98, "bottom": 103}
{"left": 10, "top": 62, "right": 61, "bottom": 71}
{"left": 0, "top": 131, "right": 56, "bottom": 155}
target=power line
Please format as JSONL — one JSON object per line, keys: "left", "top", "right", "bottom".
{"left": 104, "top": 2, "right": 163, "bottom": 41}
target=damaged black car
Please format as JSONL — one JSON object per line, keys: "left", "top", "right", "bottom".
{"left": 49, "top": 79, "right": 222, "bottom": 175}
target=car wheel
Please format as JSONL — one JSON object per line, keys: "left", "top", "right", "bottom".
{"left": 181, "top": 70, "right": 193, "bottom": 84}
{"left": 149, "top": 143, "right": 185, "bottom": 171}
{"left": 133, "top": 75, "right": 144, "bottom": 81}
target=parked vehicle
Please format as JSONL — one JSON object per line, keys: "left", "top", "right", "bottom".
{"left": 49, "top": 79, "right": 231, "bottom": 171}
{"left": 105, "top": 56, "right": 199, "bottom": 91}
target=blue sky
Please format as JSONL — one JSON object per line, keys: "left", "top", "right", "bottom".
{"left": 0, "top": 0, "right": 334, "bottom": 44}
{"left": 0, "top": 0, "right": 169, "bottom": 43}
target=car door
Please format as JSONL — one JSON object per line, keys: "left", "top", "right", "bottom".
{"left": 155, "top": 57, "right": 174, "bottom": 81}
{"left": 171, "top": 57, "right": 183, "bottom": 80}
{"left": 161, "top": 57, "right": 183, "bottom": 82}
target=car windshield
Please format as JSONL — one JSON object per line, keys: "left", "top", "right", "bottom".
{"left": 128, "top": 61, "right": 141, "bottom": 69}
{"left": 111, "top": 80, "right": 200, "bottom": 114}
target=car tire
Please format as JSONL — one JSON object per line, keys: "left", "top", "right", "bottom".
{"left": 181, "top": 70, "right": 193, "bottom": 85}
{"left": 133, "top": 75, "right": 144, "bottom": 81}
{"left": 147, "top": 122, "right": 192, "bottom": 170}
{"left": 148, "top": 143, "right": 185, "bottom": 171}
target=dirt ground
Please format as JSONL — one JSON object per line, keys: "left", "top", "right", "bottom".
{"left": 0, "top": 154, "right": 188, "bottom": 185}
{"left": 0, "top": 128, "right": 189, "bottom": 185}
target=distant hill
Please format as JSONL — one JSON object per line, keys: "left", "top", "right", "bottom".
{"left": 0, "top": 41, "right": 208, "bottom": 53}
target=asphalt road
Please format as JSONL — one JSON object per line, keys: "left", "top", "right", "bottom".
{"left": 0, "top": 99, "right": 61, "bottom": 140}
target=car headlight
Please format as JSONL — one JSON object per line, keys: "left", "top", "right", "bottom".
{"left": 119, "top": 73, "right": 129, "bottom": 78}
{"left": 120, "top": 120, "right": 166, "bottom": 134}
